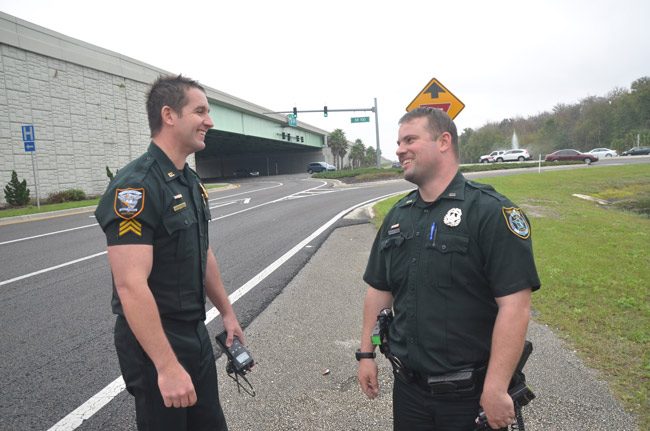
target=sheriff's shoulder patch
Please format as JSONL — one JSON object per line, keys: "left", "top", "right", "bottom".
{"left": 114, "top": 188, "right": 145, "bottom": 220}
{"left": 502, "top": 207, "right": 530, "bottom": 239}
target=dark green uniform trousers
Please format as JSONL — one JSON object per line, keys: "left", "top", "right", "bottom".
{"left": 115, "top": 316, "right": 227, "bottom": 431}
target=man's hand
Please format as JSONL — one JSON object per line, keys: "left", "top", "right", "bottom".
{"left": 358, "top": 359, "right": 380, "bottom": 399}
{"left": 222, "top": 313, "right": 245, "bottom": 347}
{"left": 157, "top": 362, "right": 197, "bottom": 408}
{"left": 480, "top": 388, "right": 515, "bottom": 430}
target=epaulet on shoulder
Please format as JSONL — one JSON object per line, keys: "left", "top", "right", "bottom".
{"left": 467, "top": 180, "right": 506, "bottom": 202}
{"left": 395, "top": 190, "right": 418, "bottom": 208}
{"left": 113, "top": 153, "right": 155, "bottom": 185}
{"left": 187, "top": 166, "right": 201, "bottom": 180}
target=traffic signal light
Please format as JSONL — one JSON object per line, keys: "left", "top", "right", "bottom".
{"left": 282, "top": 132, "right": 286, "bottom": 139}
{"left": 323, "top": 106, "right": 328, "bottom": 117}
{"left": 287, "top": 133, "right": 291, "bottom": 141}
{"left": 293, "top": 107, "right": 297, "bottom": 117}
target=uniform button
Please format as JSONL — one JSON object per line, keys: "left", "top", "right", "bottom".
{"left": 184, "top": 220, "right": 189, "bottom": 225}
{"left": 441, "top": 244, "right": 447, "bottom": 250}
{"left": 408, "top": 337, "right": 415, "bottom": 343}
{"left": 411, "top": 257, "right": 416, "bottom": 263}
{"left": 415, "top": 232, "right": 420, "bottom": 236}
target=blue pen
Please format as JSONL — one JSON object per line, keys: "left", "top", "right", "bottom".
{"left": 429, "top": 221, "right": 437, "bottom": 241}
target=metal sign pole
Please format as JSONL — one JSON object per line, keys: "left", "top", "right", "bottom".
{"left": 31, "top": 151, "right": 40, "bottom": 208}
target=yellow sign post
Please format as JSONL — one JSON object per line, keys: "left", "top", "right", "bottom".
{"left": 406, "top": 78, "right": 465, "bottom": 119}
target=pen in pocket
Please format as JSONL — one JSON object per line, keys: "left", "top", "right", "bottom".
{"left": 429, "top": 221, "right": 437, "bottom": 241}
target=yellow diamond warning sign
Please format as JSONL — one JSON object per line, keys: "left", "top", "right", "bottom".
{"left": 406, "top": 78, "right": 465, "bottom": 119}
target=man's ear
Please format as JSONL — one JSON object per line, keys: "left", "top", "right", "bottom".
{"left": 161, "top": 105, "right": 175, "bottom": 126}
{"left": 438, "top": 132, "right": 453, "bottom": 153}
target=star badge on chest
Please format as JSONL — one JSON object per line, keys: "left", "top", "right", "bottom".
{"left": 443, "top": 208, "right": 462, "bottom": 227}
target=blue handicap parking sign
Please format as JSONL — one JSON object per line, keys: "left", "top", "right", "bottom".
{"left": 22, "top": 124, "right": 35, "bottom": 142}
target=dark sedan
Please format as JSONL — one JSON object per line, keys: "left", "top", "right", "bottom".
{"left": 545, "top": 149, "right": 598, "bottom": 164}
{"left": 621, "top": 146, "right": 650, "bottom": 156}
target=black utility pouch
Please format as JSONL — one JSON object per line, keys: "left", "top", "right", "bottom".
{"left": 426, "top": 366, "right": 486, "bottom": 396}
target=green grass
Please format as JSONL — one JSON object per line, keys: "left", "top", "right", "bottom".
{"left": 315, "top": 160, "right": 582, "bottom": 181}
{"left": 372, "top": 164, "right": 650, "bottom": 428}
{"left": 0, "top": 198, "right": 101, "bottom": 218}
{"left": 0, "top": 184, "right": 231, "bottom": 219}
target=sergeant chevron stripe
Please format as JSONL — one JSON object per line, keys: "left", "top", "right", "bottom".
{"left": 119, "top": 219, "right": 142, "bottom": 237}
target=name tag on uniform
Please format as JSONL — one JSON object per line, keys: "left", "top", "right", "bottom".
{"left": 388, "top": 223, "right": 401, "bottom": 235}
{"left": 173, "top": 202, "right": 187, "bottom": 212}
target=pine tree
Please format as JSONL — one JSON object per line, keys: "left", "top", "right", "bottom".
{"left": 4, "top": 170, "right": 31, "bottom": 206}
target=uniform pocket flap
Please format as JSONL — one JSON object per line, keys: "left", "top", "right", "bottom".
{"left": 434, "top": 232, "right": 469, "bottom": 254}
{"left": 162, "top": 210, "right": 196, "bottom": 235}
{"left": 381, "top": 235, "right": 405, "bottom": 250}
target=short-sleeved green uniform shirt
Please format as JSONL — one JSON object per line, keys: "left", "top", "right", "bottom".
{"left": 364, "top": 172, "right": 540, "bottom": 376}
{"left": 95, "top": 143, "right": 212, "bottom": 322}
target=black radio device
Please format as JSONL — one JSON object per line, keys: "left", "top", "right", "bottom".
{"left": 215, "top": 331, "right": 255, "bottom": 396}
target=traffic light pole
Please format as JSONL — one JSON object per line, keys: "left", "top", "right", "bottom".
{"left": 373, "top": 98, "right": 381, "bottom": 168}
{"left": 264, "top": 99, "right": 382, "bottom": 168}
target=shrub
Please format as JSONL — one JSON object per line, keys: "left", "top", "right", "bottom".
{"left": 47, "top": 189, "right": 87, "bottom": 204}
{"left": 4, "top": 170, "right": 31, "bottom": 206}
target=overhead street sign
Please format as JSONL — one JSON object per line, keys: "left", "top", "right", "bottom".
{"left": 406, "top": 78, "right": 465, "bottom": 119}
{"left": 287, "top": 114, "right": 297, "bottom": 127}
{"left": 351, "top": 116, "right": 370, "bottom": 123}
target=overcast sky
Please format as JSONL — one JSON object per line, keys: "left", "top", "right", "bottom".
{"left": 1, "top": 0, "right": 648, "bottom": 160}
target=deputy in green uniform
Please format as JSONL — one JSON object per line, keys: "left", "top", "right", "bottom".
{"left": 95, "top": 75, "right": 244, "bottom": 431}
{"left": 357, "top": 108, "right": 540, "bottom": 430}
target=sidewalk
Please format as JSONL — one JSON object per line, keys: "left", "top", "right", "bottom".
{"left": 217, "top": 218, "right": 638, "bottom": 430}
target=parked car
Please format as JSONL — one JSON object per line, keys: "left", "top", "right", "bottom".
{"left": 621, "top": 146, "right": 650, "bottom": 156}
{"left": 588, "top": 148, "right": 617, "bottom": 158}
{"left": 478, "top": 150, "right": 506, "bottom": 163}
{"left": 495, "top": 149, "right": 531, "bottom": 162}
{"left": 233, "top": 168, "right": 260, "bottom": 177}
{"left": 391, "top": 161, "right": 402, "bottom": 169}
{"left": 545, "top": 149, "right": 598, "bottom": 164}
{"left": 307, "top": 162, "right": 336, "bottom": 173}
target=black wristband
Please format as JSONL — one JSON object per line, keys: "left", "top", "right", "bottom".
{"left": 355, "top": 350, "right": 376, "bottom": 361}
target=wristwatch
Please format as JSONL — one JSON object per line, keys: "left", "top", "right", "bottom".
{"left": 355, "top": 349, "right": 376, "bottom": 361}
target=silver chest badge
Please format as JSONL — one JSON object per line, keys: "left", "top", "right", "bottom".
{"left": 444, "top": 208, "right": 462, "bottom": 227}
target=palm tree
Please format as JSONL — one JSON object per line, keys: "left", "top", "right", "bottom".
{"left": 328, "top": 129, "right": 348, "bottom": 169}
{"left": 350, "top": 140, "right": 365, "bottom": 168}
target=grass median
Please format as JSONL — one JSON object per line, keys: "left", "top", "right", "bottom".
{"left": 0, "top": 183, "right": 230, "bottom": 219}
{"left": 373, "top": 164, "right": 650, "bottom": 428}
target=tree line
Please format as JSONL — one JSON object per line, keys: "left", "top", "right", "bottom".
{"left": 327, "top": 129, "right": 378, "bottom": 169}
{"left": 458, "top": 76, "right": 650, "bottom": 163}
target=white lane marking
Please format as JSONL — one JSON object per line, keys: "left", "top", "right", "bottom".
{"left": 0, "top": 224, "right": 97, "bottom": 246}
{"left": 0, "top": 185, "right": 328, "bottom": 285}
{"left": 47, "top": 377, "right": 126, "bottom": 431}
{"left": 209, "top": 198, "right": 251, "bottom": 209}
{"left": 1, "top": 181, "right": 283, "bottom": 247}
{"left": 46, "top": 189, "right": 408, "bottom": 431}
{"left": 207, "top": 182, "right": 283, "bottom": 203}
{"left": 0, "top": 252, "right": 107, "bottom": 287}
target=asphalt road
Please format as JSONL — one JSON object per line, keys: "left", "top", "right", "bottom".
{"left": 0, "top": 174, "right": 413, "bottom": 430}
{"left": 1, "top": 159, "right": 647, "bottom": 430}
